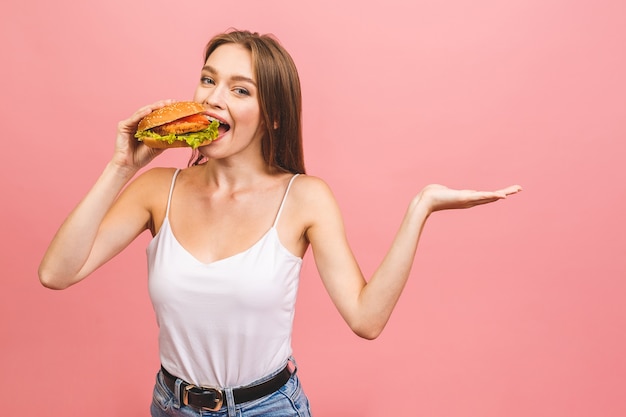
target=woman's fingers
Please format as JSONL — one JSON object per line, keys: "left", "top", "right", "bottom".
{"left": 121, "top": 99, "right": 176, "bottom": 132}
{"left": 112, "top": 99, "right": 177, "bottom": 169}
{"left": 497, "top": 184, "right": 523, "bottom": 197}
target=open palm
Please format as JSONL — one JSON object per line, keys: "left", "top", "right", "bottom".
{"left": 420, "top": 184, "right": 522, "bottom": 213}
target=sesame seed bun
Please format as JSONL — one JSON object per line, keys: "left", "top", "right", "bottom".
{"left": 137, "top": 101, "right": 206, "bottom": 132}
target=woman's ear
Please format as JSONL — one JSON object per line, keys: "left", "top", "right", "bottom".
{"left": 273, "top": 121, "right": 279, "bottom": 130}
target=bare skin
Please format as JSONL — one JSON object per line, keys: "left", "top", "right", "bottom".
{"left": 39, "top": 44, "right": 522, "bottom": 339}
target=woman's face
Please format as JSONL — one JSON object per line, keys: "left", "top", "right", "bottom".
{"left": 193, "top": 43, "right": 265, "bottom": 160}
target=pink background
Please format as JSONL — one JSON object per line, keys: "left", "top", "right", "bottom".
{"left": 2, "top": 0, "right": 625, "bottom": 416}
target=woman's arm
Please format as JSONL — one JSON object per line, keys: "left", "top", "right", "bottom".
{"left": 306, "top": 179, "right": 522, "bottom": 339}
{"left": 38, "top": 100, "right": 173, "bottom": 289}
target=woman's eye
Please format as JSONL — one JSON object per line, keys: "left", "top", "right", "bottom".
{"left": 201, "top": 77, "right": 215, "bottom": 85}
{"left": 234, "top": 87, "right": 250, "bottom": 96}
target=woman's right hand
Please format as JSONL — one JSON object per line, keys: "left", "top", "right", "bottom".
{"left": 111, "top": 99, "right": 176, "bottom": 171}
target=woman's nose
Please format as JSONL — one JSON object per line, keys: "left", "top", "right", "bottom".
{"left": 204, "top": 86, "right": 226, "bottom": 109}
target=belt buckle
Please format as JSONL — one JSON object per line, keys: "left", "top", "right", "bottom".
{"left": 183, "top": 384, "right": 224, "bottom": 411}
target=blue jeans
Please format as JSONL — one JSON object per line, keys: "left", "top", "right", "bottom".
{"left": 150, "top": 362, "right": 313, "bottom": 417}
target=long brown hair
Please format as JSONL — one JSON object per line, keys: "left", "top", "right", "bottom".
{"left": 189, "top": 30, "right": 305, "bottom": 174}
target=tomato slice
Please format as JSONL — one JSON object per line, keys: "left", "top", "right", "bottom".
{"left": 174, "top": 113, "right": 209, "bottom": 125}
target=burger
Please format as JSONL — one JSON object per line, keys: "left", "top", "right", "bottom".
{"left": 134, "top": 101, "right": 220, "bottom": 149}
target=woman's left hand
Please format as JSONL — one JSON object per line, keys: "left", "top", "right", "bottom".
{"left": 418, "top": 184, "right": 522, "bottom": 214}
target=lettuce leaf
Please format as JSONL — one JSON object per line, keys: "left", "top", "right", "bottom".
{"left": 135, "top": 120, "right": 220, "bottom": 149}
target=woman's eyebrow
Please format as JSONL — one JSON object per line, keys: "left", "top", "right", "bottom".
{"left": 202, "top": 65, "right": 257, "bottom": 86}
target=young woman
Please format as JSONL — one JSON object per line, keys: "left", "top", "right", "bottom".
{"left": 39, "top": 30, "right": 521, "bottom": 416}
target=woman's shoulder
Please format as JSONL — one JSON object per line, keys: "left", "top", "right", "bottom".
{"left": 124, "top": 167, "right": 179, "bottom": 201}
{"left": 292, "top": 174, "right": 332, "bottom": 195}
{"left": 125, "top": 168, "right": 181, "bottom": 231}
{"left": 290, "top": 174, "right": 338, "bottom": 212}
{"left": 132, "top": 167, "right": 179, "bottom": 185}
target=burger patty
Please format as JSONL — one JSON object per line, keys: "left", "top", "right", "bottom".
{"left": 152, "top": 121, "right": 209, "bottom": 135}
{"left": 152, "top": 114, "right": 209, "bottom": 136}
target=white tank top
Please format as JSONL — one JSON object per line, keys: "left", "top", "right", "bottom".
{"left": 147, "top": 170, "right": 302, "bottom": 388}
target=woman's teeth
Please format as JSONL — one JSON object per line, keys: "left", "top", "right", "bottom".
{"left": 207, "top": 116, "right": 230, "bottom": 132}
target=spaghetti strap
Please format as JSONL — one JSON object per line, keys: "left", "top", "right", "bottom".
{"left": 272, "top": 174, "right": 300, "bottom": 228}
{"left": 165, "top": 169, "right": 181, "bottom": 218}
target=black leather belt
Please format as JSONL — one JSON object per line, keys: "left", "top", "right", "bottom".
{"left": 161, "top": 365, "right": 292, "bottom": 411}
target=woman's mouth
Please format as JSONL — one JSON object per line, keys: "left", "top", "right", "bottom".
{"left": 206, "top": 116, "right": 231, "bottom": 135}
